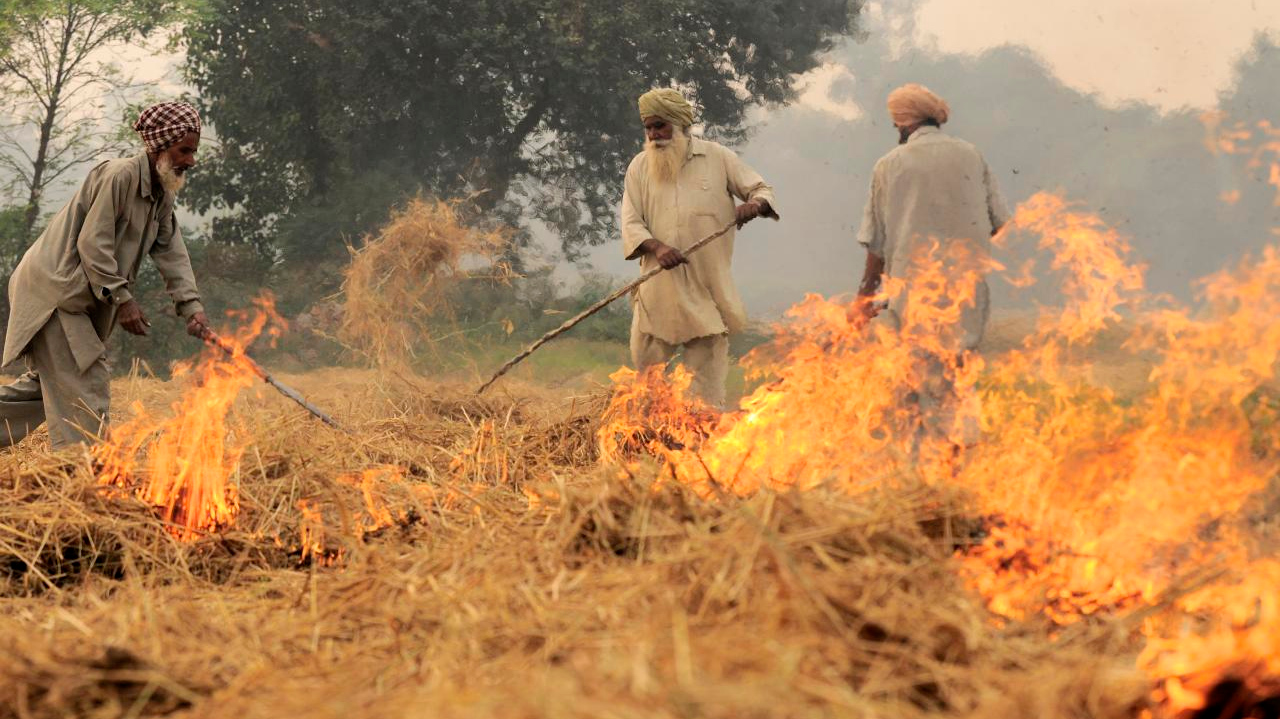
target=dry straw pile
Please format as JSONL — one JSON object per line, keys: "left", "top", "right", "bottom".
{"left": 0, "top": 369, "right": 1160, "bottom": 719}
{"left": 339, "top": 198, "right": 509, "bottom": 367}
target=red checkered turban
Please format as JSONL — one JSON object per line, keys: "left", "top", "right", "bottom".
{"left": 133, "top": 102, "right": 202, "bottom": 153}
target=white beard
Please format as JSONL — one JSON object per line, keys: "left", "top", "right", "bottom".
{"left": 644, "top": 130, "right": 689, "bottom": 185}
{"left": 156, "top": 153, "right": 186, "bottom": 194}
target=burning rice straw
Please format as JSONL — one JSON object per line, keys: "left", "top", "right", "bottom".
{"left": 0, "top": 373, "right": 1154, "bottom": 718}
{"left": 1, "top": 172, "right": 1277, "bottom": 716}
{"left": 595, "top": 190, "right": 1280, "bottom": 715}
{"left": 94, "top": 295, "right": 287, "bottom": 541}
{"left": 339, "top": 197, "right": 510, "bottom": 368}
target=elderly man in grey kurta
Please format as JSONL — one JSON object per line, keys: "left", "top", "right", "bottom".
{"left": 853, "top": 84, "right": 1009, "bottom": 451}
{"left": 0, "top": 102, "right": 210, "bottom": 449}
{"left": 621, "top": 88, "right": 778, "bottom": 408}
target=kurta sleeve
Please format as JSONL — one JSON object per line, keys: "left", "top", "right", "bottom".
{"left": 149, "top": 203, "right": 204, "bottom": 319}
{"left": 857, "top": 162, "right": 886, "bottom": 256}
{"left": 723, "top": 147, "right": 778, "bottom": 215}
{"left": 984, "top": 160, "right": 1011, "bottom": 232}
{"left": 75, "top": 167, "right": 134, "bottom": 306}
{"left": 621, "top": 160, "right": 655, "bottom": 261}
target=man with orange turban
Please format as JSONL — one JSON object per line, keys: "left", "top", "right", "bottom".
{"left": 885, "top": 83, "right": 951, "bottom": 135}
{"left": 852, "top": 83, "right": 1007, "bottom": 347}
{"left": 853, "top": 84, "right": 1009, "bottom": 453}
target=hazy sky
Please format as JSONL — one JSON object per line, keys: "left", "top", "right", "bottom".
{"left": 789, "top": 0, "right": 1280, "bottom": 121}
{"left": 912, "top": 0, "right": 1280, "bottom": 112}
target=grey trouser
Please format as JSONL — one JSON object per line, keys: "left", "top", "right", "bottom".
{"left": 0, "top": 316, "right": 109, "bottom": 449}
{"left": 630, "top": 323, "right": 729, "bottom": 409}
{"left": 904, "top": 350, "right": 980, "bottom": 456}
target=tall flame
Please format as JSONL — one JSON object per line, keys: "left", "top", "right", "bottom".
{"left": 600, "top": 189, "right": 1280, "bottom": 714}
{"left": 97, "top": 295, "right": 285, "bottom": 540}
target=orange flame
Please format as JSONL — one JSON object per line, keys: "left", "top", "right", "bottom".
{"left": 96, "top": 295, "right": 285, "bottom": 540}
{"left": 600, "top": 189, "right": 1280, "bottom": 714}
{"left": 336, "top": 465, "right": 412, "bottom": 536}
{"left": 292, "top": 466, "right": 424, "bottom": 567}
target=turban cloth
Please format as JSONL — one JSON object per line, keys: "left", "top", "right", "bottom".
{"left": 886, "top": 84, "right": 950, "bottom": 126}
{"left": 133, "top": 102, "right": 202, "bottom": 153}
{"left": 638, "top": 88, "right": 694, "bottom": 127}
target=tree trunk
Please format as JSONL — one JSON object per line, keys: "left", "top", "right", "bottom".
{"left": 21, "top": 8, "right": 75, "bottom": 241}
{"left": 22, "top": 100, "right": 59, "bottom": 240}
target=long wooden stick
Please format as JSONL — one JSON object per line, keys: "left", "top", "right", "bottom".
{"left": 476, "top": 219, "right": 739, "bottom": 394}
{"left": 200, "top": 330, "right": 349, "bottom": 432}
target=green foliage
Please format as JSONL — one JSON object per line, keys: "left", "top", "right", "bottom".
{"left": 181, "top": 0, "right": 863, "bottom": 307}
{"left": 0, "top": 205, "right": 26, "bottom": 269}
{"left": 0, "top": 204, "right": 30, "bottom": 347}
{"left": 0, "top": 7, "right": 14, "bottom": 59}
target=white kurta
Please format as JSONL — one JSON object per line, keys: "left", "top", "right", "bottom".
{"left": 858, "top": 127, "right": 1009, "bottom": 350}
{"left": 621, "top": 137, "right": 777, "bottom": 345}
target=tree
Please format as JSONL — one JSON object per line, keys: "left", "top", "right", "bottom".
{"left": 0, "top": 9, "right": 16, "bottom": 59}
{"left": 1215, "top": 34, "right": 1280, "bottom": 213}
{"left": 0, "top": 0, "right": 190, "bottom": 240}
{"left": 182, "top": 0, "right": 863, "bottom": 306}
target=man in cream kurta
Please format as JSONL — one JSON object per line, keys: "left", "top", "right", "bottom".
{"left": 0, "top": 102, "right": 210, "bottom": 449}
{"left": 622, "top": 88, "right": 778, "bottom": 408}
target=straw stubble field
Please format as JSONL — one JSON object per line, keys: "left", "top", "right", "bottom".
{"left": 6, "top": 191, "right": 1278, "bottom": 718}
{"left": 0, "top": 369, "right": 1149, "bottom": 719}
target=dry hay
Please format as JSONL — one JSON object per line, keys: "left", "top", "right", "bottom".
{"left": 0, "top": 368, "right": 1173, "bottom": 719}
{"left": 338, "top": 198, "right": 509, "bottom": 367}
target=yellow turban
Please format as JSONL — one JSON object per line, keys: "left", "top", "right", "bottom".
{"left": 638, "top": 88, "right": 694, "bottom": 127}
{"left": 886, "top": 83, "right": 950, "bottom": 126}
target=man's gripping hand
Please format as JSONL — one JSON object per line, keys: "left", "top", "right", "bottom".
{"left": 846, "top": 296, "right": 881, "bottom": 330}
{"left": 186, "top": 311, "right": 211, "bottom": 339}
{"left": 640, "top": 238, "right": 688, "bottom": 270}
{"left": 118, "top": 299, "right": 150, "bottom": 336}
{"left": 735, "top": 199, "right": 764, "bottom": 228}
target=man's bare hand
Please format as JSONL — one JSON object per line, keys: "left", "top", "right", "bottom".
{"left": 186, "top": 311, "right": 210, "bottom": 339}
{"left": 735, "top": 200, "right": 763, "bottom": 228}
{"left": 846, "top": 296, "right": 880, "bottom": 329}
{"left": 118, "top": 299, "right": 150, "bottom": 336}
{"left": 650, "top": 241, "right": 687, "bottom": 269}
{"left": 637, "top": 238, "right": 687, "bottom": 269}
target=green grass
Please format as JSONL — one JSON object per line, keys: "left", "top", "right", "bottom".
{"left": 408, "top": 336, "right": 756, "bottom": 401}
